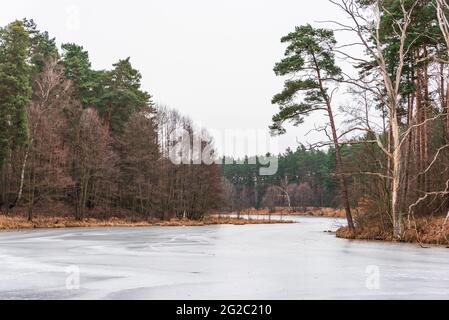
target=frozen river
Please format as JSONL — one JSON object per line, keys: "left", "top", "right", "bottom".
{"left": 0, "top": 216, "right": 448, "bottom": 300}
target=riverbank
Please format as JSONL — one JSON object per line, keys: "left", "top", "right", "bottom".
{"left": 227, "top": 207, "right": 346, "bottom": 218}
{"left": 337, "top": 216, "right": 449, "bottom": 246}
{"left": 0, "top": 214, "right": 293, "bottom": 231}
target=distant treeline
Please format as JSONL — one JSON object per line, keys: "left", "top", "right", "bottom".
{"left": 222, "top": 147, "right": 340, "bottom": 211}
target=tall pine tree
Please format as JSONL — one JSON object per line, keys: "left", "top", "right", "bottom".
{"left": 0, "top": 21, "right": 32, "bottom": 167}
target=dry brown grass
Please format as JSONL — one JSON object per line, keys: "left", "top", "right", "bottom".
{"left": 337, "top": 216, "right": 449, "bottom": 246}
{"left": 336, "top": 226, "right": 393, "bottom": 241}
{"left": 0, "top": 214, "right": 293, "bottom": 231}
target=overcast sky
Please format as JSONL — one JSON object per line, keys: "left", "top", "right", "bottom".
{"left": 1, "top": 0, "right": 360, "bottom": 157}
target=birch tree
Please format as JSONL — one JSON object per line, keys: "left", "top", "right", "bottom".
{"left": 331, "top": 0, "right": 449, "bottom": 237}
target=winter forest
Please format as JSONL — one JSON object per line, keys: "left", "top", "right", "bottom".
{"left": 1, "top": 0, "right": 449, "bottom": 244}
{"left": 0, "top": 19, "right": 223, "bottom": 222}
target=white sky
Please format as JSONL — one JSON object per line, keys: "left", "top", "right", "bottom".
{"left": 1, "top": 0, "right": 361, "bottom": 157}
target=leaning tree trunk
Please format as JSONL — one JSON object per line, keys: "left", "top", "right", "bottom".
{"left": 314, "top": 58, "right": 355, "bottom": 230}
{"left": 327, "top": 108, "right": 355, "bottom": 230}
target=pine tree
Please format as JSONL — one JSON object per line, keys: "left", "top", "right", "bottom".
{"left": 98, "top": 57, "right": 152, "bottom": 133}
{"left": 61, "top": 43, "right": 100, "bottom": 108}
{"left": 270, "top": 24, "right": 355, "bottom": 229}
{"left": 0, "top": 20, "right": 32, "bottom": 167}
{"left": 22, "top": 18, "right": 58, "bottom": 74}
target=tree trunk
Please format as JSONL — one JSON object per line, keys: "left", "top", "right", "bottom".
{"left": 28, "top": 172, "right": 35, "bottom": 222}
{"left": 423, "top": 50, "right": 429, "bottom": 192}
{"left": 9, "top": 146, "right": 30, "bottom": 209}
{"left": 312, "top": 53, "right": 355, "bottom": 230}
{"left": 415, "top": 60, "right": 423, "bottom": 196}
{"left": 447, "top": 81, "right": 449, "bottom": 139}
{"left": 329, "top": 112, "right": 355, "bottom": 230}
{"left": 0, "top": 164, "right": 6, "bottom": 211}
{"left": 391, "top": 113, "right": 403, "bottom": 239}
{"left": 254, "top": 173, "right": 259, "bottom": 209}
{"left": 403, "top": 88, "right": 414, "bottom": 212}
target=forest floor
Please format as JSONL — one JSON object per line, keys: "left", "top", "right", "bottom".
{"left": 0, "top": 214, "right": 294, "bottom": 231}
{"left": 337, "top": 216, "right": 449, "bottom": 246}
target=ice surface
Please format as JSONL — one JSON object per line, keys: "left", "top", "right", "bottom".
{"left": 0, "top": 216, "right": 448, "bottom": 300}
